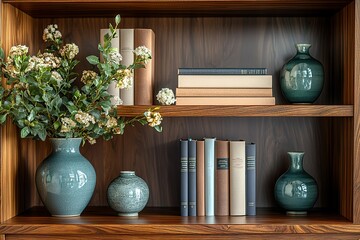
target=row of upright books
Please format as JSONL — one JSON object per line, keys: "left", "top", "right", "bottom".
{"left": 101, "top": 28, "right": 155, "bottom": 105}
{"left": 180, "top": 138, "right": 256, "bottom": 216}
{"left": 176, "top": 68, "right": 275, "bottom": 105}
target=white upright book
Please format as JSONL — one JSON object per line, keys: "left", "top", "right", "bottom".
{"left": 230, "top": 140, "right": 246, "bottom": 216}
{"left": 204, "top": 138, "right": 216, "bottom": 216}
{"left": 120, "top": 29, "right": 135, "bottom": 105}
{"left": 100, "top": 29, "right": 120, "bottom": 105}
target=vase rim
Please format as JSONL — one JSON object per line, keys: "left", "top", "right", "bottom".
{"left": 120, "top": 171, "right": 135, "bottom": 175}
{"left": 287, "top": 151, "right": 305, "bottom": 154}
{"left": 296, "top": 43, "right": 311, "bottom": 47}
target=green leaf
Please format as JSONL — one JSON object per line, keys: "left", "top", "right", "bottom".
{"left": 86, "top": 55, "right": 100, "bottom": 65}
{"left": 0, "top": 47, "right": 5, "bottom": 60}
{"left": 0, "top": 113, "right": 8, "bottom": 124}
{"left": 38, "top": 128, "right": 47, "bottom": 141}
{"left": 27, "top": 110, "right": 35, "bottom": 122}
{"left": 115, "top": 14, "right": 121, "bottom": 25}
{"left": 20, "top": 127, "right": 30, "bottom": 138}
{"left": 53, "top": 121, "right": 61, "bottom": 130}
{"left": 155, "top": 125, "right": 163, "bottom": 132}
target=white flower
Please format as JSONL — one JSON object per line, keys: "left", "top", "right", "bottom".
{"left": 37, "top": 52, "right": 61, "bottom": 69}
{"left": 59, "top": 43, "right": 79, "bottom": 60}
{"left": 87, "top": 136, "right": 96, "bottom": 145}
{"left": 60, "top": 117, "right": 76, "bottom": 133}
{"left": 81, "top": 70, "right": 98, "bottom": 85}
{"left": 105, "top": 116, "right": 118, "bottom": 128}
{"left": 51, "top": 71, "right": 63, "bottom": 86}
{"left": 74, "top": 110, "right": 95, "bottom": 127}
{"left": 43, "top": 24, "right": 62, "bottom": 42}
{"left": 108, "top": 50, "right": 122, "bottom": 65}
{"left": 8, "top": 45, "right": 28, "bottom": 58}
{"left": 115, "top": 69, "right": 133, "bottom": 89}
{"left": 134, "top": 46, "right": 151, "bottom": 64}
{"left": 112, "top": 95, "right": 123, "bottom": 105}
{"left": 144, "top": 111, "right": 162, "bottom": 127}
{"left": 156, "top": 88, "right": 176, "bottom": 105}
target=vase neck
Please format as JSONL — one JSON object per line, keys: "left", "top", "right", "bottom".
{"left": 120, "top": 171, "right": 136, "bottom": 177}
{"left": 288, "top": 152, "right": 305, "bottom": 172}
{"left": 50, "top": 138, "right": 82, "bottom": 154}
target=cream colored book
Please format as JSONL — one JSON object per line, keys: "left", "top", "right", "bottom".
{"left": 176, "top": 97, "right": 275, "bottom": 105}
{"left": 176, "top": 88, "right": 273, "bottom": 97}
{"left": 230, "top": 140, "right": 246, "bottom": 216}
{"left": 178, "top": 75, "right": 272, "bottom": 88}
{"left": 120, "top": 29, "right": 135, "bottom": 105}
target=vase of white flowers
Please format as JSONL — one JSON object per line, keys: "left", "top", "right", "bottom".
{"left": 0, "top": 15, "right": 162, "bottom": 216}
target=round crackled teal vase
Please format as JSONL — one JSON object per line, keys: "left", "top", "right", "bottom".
{"left": 107, "top": 171, "right": 149, "bottom": 216}
{"left": 280, "top": 44, "right": 324, "bottom": 103}
{"left": 35, "top": 138, "right": 96, "bottom": 217}
{"left": 274, "top": 152, "right": 318, "bottom": 215}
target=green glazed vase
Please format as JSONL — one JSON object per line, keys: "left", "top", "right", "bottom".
{"left": 274, "top": 152, "right": 318, "bottom": 215}
{"left": 35, "top": 138, "right": 96, "bottom": 217}
{"left": 280, "top": 44, "right": 324, "bottom": 103}
{"left": 107, "top": 171, "right": 149, "bottom": 216}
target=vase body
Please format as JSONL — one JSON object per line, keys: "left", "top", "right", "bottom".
{"left": 107, "top": 171, "right": 149, "bottom": 216}
{"left": 274, "top": 152, "right": 318, "bottom": 215}
{"left": 280, "top": 44, "right": 324, "bottom": 103}
{"left": 35, "top": 138, "right": 96, "bottom": 217}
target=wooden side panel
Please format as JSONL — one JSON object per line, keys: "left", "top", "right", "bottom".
{"left": 330, "top": 1, "right": 356, "bottom": 222}
{"left": 0, "top": 4, "right": 36, "bottom": 222}
{"left": 353, "top": 0, "right": 360, "bottom": 224}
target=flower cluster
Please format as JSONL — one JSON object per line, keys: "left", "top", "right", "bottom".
{"left": 156, "top": 88, "right": 176, "bottom": 105}
{"left": 0, "top": 14, "right": 162, "bottom": 144}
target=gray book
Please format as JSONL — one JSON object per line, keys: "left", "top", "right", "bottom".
{"left": 188, "top": 139, "right": 197, "bottom": 216}
{"left": 180, "top": 139, "right": 188, "bottom": 216}
{"left": 246, "top": 143, "right": 256, "bottom": 216}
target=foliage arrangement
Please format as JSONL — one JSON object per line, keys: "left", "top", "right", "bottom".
{"left": 0, "top": 15, "right": 162, "bottom": 144}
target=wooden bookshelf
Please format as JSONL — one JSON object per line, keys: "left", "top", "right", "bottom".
{"left": 1, "top": 0, "right": 359, "bottom": 239}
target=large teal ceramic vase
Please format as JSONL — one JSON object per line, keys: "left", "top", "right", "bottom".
{"left": 35, "top": 138, "right": 96, "bottom": 217}
{"left": 274, "top": 152, "right": 318, "bottom": 215}
{"left": 280, "top": 44, "right": 324, "bottom": 103}
{"left": 107, "top": 171, "right": 149, "bottom": 216}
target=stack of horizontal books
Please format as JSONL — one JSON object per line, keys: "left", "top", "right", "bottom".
{"left": 176, "top": 68, "right": 275, "bottom": 105}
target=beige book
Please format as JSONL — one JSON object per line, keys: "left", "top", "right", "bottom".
{"left": 178, "top": 75, "right": 272, "bottom": 88}
{"left": 230, "top": 140, "right": 246, "bottom": 216}
{"left": 134, "top": 29, "right": 155, "bottom": 105}
{"left": 176, "top": 97, "right": 275, "bottom": 105}
{"left": 176, "top": 88, "right": 273, "bottom": 97}
{"left": 120, "top": 29, "right": 135, "bottom": 105}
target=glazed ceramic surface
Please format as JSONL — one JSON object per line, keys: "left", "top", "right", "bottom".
{"left": 35, "top": 138, "right": 96, "bottom": 217}
{"left": 280, "top": 44, "right": 324, "bottom": 103}
{"left": 107, "top": 171, "right": 149, "bottom": 216}
{"left": 274, "top": 152, "right": 318, "bottom": 215}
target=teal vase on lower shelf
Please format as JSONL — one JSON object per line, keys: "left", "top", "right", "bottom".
{"left": 280, "top": 43, "right": 324, "bottom": 103}
{"left": 35, "top": 138, "right": 96, "bottom": 217}
{"left": 274, "top": 151, "right": 318, "bottom": 215}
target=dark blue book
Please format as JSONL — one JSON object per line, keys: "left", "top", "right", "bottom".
{"left": 180, "top": 139, "right": 188, "bottom": 216}
{"left": 246, "top": 143, "right": 256, "bottom": 216}
{"left": 178, "top": 68, "right": 268, "bottom": 75}
{"left": 188, "top": 139, "right": 197, "bottom": 216}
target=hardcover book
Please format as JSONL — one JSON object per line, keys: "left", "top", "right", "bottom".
{"left": 215, "top": 140, "right": 230, "bottom": 216}
{"left": 180, "top": 139, "right": 188, "bottom": 216}
{"left": 178, "top": 68, "right": 268, "bottom": 75}
{"left": 178, "top": 75, "right": 272, "bottom": 88}
{"left": 188, "top": 139, "right": 197, "bottom": 216}
{"left": 196, "top": 140, "right": 205, "bottom": 216}
{"left": 230, "top": 140, "right": 246, "bottom": 216}
{"left": 204, "top": 138, "right": 216, "bottom": 216}
{"left": 246, "top": 142, "right": 256, "bottom": 216}
{"left": 176, "top": 88, "right": 273, "bottom": 97}
{"left": 120, "top": 29, "right": 135, "bottom": 105}
{"left": 176, "top": 97, "right": 275, "bottom": 105}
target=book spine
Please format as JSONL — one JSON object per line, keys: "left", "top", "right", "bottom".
{"left": 196, "top": 140, "right": 205, "bottom": 216}
{"left": 100, "top": 29, "right": 120, "bottom": 105}
{"left": 175, "top": 88, "right": 273, "bottom": 97}
{"left": 230, "top": 140, "right": 246, "bottom": 216}
{"left": 180, "top": 139, "right": 188, "bottom": 216}
{"left": 178, "top": 68, "right": 268, "bottom": 75}
{"left": 176, "top": 97, "right": 275, "bottom": 106}
{"left": 188, "top": 139, "right": 197, "bottom": 216}
{"left": 246, "top": 143, "right": 256, "bottom": 216}
{"left": 120, "top": 29, "right": 135, "bottom": 105}
{"left": 134, "top": 29, "right": 155, "bottom": 105}
{"left": 215, "top": 140, "right": 229, "bottom": 216}
{"left": 204, "top": 138, "right": 216, "bottom": 216}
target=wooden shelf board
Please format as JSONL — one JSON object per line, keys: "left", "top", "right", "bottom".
{"left": 3, "top": 0, "right": 352, "bottom": 17}
{"left": 0, "top": 207, "right": 356, "bottom": 235}
{"left": 117, "top": 105, "right": 354, "bottom": 117}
